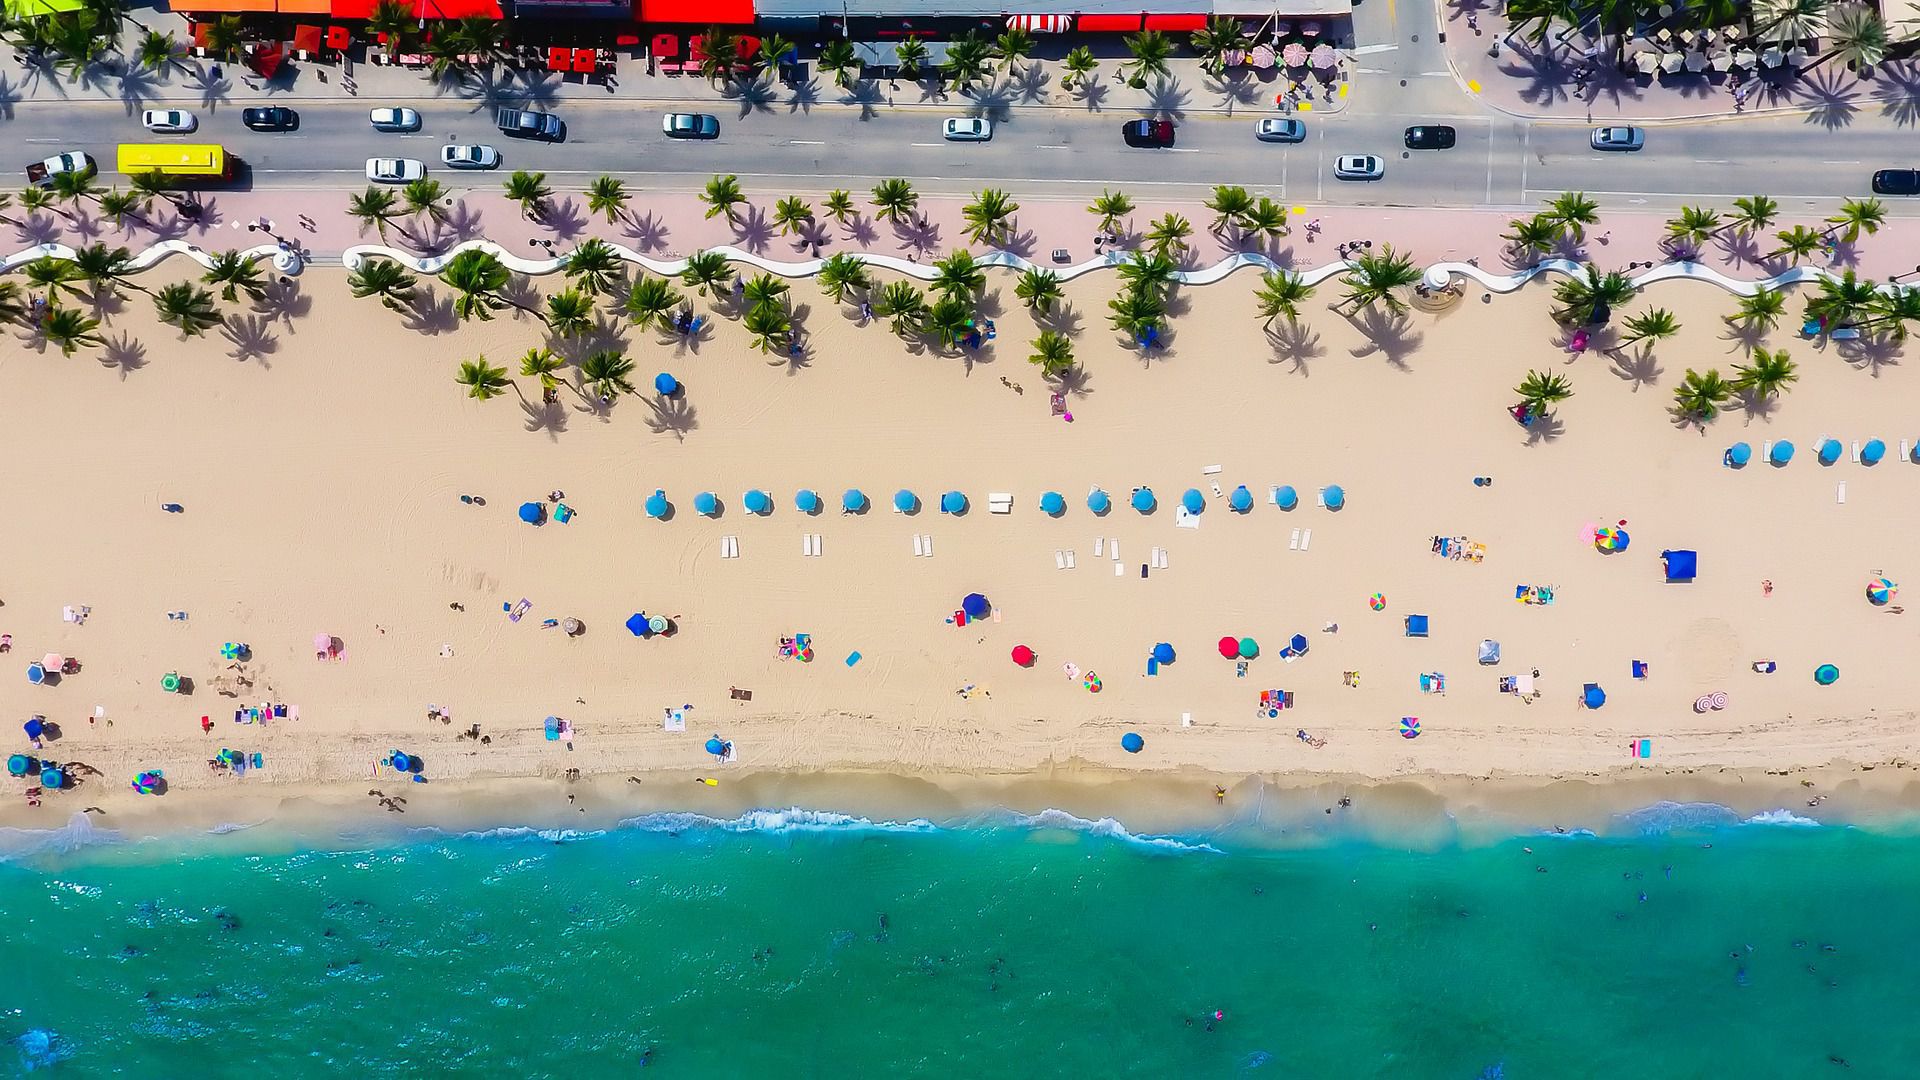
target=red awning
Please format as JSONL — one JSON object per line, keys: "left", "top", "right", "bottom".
{"left": 639, "top": 0, "right": 750, "bottom": 25}
{"left": 1007, "top": 14, "right": 1072, "bottom": 33}
{"left": 293, "top": 24, "right": 323, "bottom": 54}
{"left": 1143, "top": 14, "right": 1209, "bottom": 30}
{"left": 651, "top": 33, "right": 678, "bottom": 58}
{"left": 413, "top": 0, "right": 501, "bottom": 18}
{"left": 1075, "top": 14, "right": 1143, "bottom": 32}
{"left": 191, "top": 22, "right": 211, "bottom": 47}
{"left": 329, "top": 0, "right": 377, "bottom": 18}
{"left": 325, "top": 25, "right": 351, "bottom": 50}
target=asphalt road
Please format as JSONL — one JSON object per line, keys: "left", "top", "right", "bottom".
{"left": 13, "top": 98, "right": 1916, "bottom": 214}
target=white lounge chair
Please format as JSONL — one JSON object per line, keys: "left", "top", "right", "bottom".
{"left": 913, "top": 534, "right": 926, "bottom": 557}
{"left": 1289, "top": 529, "right": 1301, "bottom": 551}
{"left": 1300, "top": 528, "right": 1312, "bottom": 551}
{"left": 1055, "top": 551, "right": 1067, "bottom": 570}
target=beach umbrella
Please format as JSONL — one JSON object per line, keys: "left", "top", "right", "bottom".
{"left": 1594, "top": 525, "right": 1630, "bottom": 553}
{"left": 41, "top": 767, "right": 65, "bottom": 790}
{"left": 518, "top": 501, "right": 545, "bottom": 525}
{"left": 940, "top": 491, "right": 967, "bottom": 515}
{"left": 962, "top": 593, "right": 990, "bottom": 618}
{"left": 1400, "top": 717, "right": 1421, "bottom": 739}
{"left": 625, "top": 613, "right": 651, "bottom": 637}
{"left": 161, "top": 671, "right": 181, "bottom": 693}
{"left": 705, "top": 736, "right": 727, "bottom": 756}
{"left": 694, "top": 491, "right": 719, "bottom": 516}
{"left": 1040, "top": 491, "right": 1065, "bottom": 516}
{"left": 1660, "top": 51, "right": 1685, "bottom": 73}
{"left": 1310, "top": 42, "right": 1335, "bottom": 69}
{"left": 1369, "top": 592, "right": 1387, "bottom": 611}
{"left": 645, "top": 489, "right": 669, "bottom": 518}
{"left": 1229, "top": 485, "right": 1253, "bottom": 512}
{"left": 654, "top": 372, "right": 679, "bottom": 396}
{"left": 314, "top": 633, "right": 336, "bottom": 657}
{"left": 1684, "top": 51, "right": 1707, "bottom": 72}
{"left": 1863, "top": 439, "right": 1887, "bottom": 465}
{"left": 1281, "top": 41, "right": 1306, "bottom": 67}
{"left": 26, "top": 663, "right": 45, "bottom": 685}
{"left": 1087, "top": 488, "right": 1111, "bottom": 514}
{"left": 1251, "top": 42, "right": 1276, "bottom": 68}
{"left": 842, "top": 488, "right": 867, "bottom": 513}
{"left": 1770, "top": 440, "right": 1795, "bottom": 465}
{"left": 22, "top": 718, "right": 45, "bottom": 742}
{"left": 1120, "top": 732, "right": 1144, "bottom": 754}
{"left": 221, "top": 642, "right": 243, "bottom": 660}
{"left": 1583, "top": 683, "right": 1607, "bottom": 709}
{"left": 1290, "top": 633, "right": 1309, "bottom": 654}
{"left": 1152, "top": 642, "right": 1175, "bottom": 664}
{"left": 562, "top": 618, "right": 582, "bottom": 636}
{"left": 1218, "top": 636, "right": 1240, "bottom": 659}
{"left": 389, "top": 751, "right": 410, "bottom": 771}
{"left": 649, "top": 614, "right": 668, "bottom": 634}
{"left": 1818, "top": 438, "right": 1842, "bottom": 465}
{"left": 1182, "top": 488, "right": 1205, "bottom": 514}
{"left": 1131, "top": 487, "right": 1156, "bottom": 513}
{"left": 1276, "top": 485, "right": 1299, "bottom": 510}
{"left": 1322, "top": 484, "right": 1346, "bottom": 510}
{"left": 743, "top": 489, "right": 771, "bottom": 515}
{"left": 1867, "top": 577, "right": 1897, "bottom": 605}
{"left": 1011, "top": 644, "right": 1036, "bottom": 666}
{"left": 1238, "top": 637, "right": 1260, "bottom": 659}
{"left": 1815, "top": 663, "right": 1840, "bottom": 685}
{"left": 1634, "top": 50, "right": 1661, "bottom": 74}
{"left": 1728, "top": 441, "right": 1752, "bottom": 467}
{"left": 7, "top": 753, "right": 33, "bottom": 777}
{"left": 893, "top": 489, "right": 918, "bottom": 513}
{"left": 795, "top": 489, "right": 821, "bottom": 514}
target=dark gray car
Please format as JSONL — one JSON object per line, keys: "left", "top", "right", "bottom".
{"left": 497, "top": 108, "right": 565, "bottom": 141}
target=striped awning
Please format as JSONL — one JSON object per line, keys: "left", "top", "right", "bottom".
{"left": 1006, "top": 14, "right": 1072, "bottom": 32}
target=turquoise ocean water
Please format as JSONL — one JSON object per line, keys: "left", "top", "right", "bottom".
{"left": 6, "top": 803, "right": 1920, "bottom": 1077}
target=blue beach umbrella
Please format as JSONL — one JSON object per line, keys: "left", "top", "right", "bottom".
{"left": 1120, "top": 732, "right": 1144, "bottom": 754}
{"left": 653, "top": 372, "right": 678, "bottom": 396}
{"left": 41, "top": 768, "right": 65, "bottom": 790}
{"left": 26, "top": 663, "right": 46, "bottom": 685}
{"left": 705, "top": 737, "right": 727, "bottom": 756}
{"left": 694, "top": 491, "right": 719, "bottom": 516}
{"left": 1863, "top": 438, "right": 1887, "bottom": 465}
{"left": 1818, "top": 438, "right": 1843, "bottom": 465}
{"left": 1182, "top": 488, "right": 1205, "bottom": 514}
{"left": 1229, "top": 485, "right": 1253, "bottom": 512}
{"left": 1583, "top": 683, "right": 1607, "bottom": 709}
{"left": 1132, "top": 487, "right": 1156, "bottom": 513}
{"left": 744, "top": 489, "right": 771, "bottom": 515}
{"left": 1815, "top": 663, "right": 1840, "bottom": 685}
{"left": 842, "top": 488, "right": 867, "bottom": 513}
{"left": 644, "top": 489, "right": 669, "bottom": 519}
{"left": 1727, "top": 441, "right": 1752, "bottom": 467}
{"left": 1276, "top": 485, "right": 1299, "bottom": 511}
{"left": 626, "top": 613, "right": 651, "bottom": 637}
{"left": 1770, "top": 440, "right": 1795, "bottom": 465}
{"left": 940, "top": 491, "right": 967, "bottom": 514}
{"left": 1152, "top": 642, "right": 1175, "bottom": 664}
{"left": 1290, "top": 633, "right": 1309, "bottom": 654}
{"left": 518, "top": 501, "right": 544, "bottom": 525}
{"left": 893, "top": 489, "right": 918, "bottom": 513}
{"left": 795, "top": 489, "right": 821, "bottom": 514}
{"left": 1040, "top": 491, "right": 1065, "bottom": 516}
{"left": 962, "top": 593, "right": 990, "bottom": 618}
{"left": 1323, "top": 484, "right": 1346, "bottom": 510}
{"left": 1087, "top": 488, "right": 1112, "bottom": 514}
{"left": 23, "top": 718, "right": 45, "bottom": 741}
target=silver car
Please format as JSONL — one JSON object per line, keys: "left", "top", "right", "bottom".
{"left": 1333, "top": 154, "right": 1384, "bottom": 181}
{"left": 1590, "top": 126, "right": 1645, "bottom": 151}
{"left": 365, "top": 157, "right": 425, "bottom": 183}
{"left": 661, "top": 112, "right": 720, "bottom": 139}
{"left": 369, "top": 107, "right": 422, "bottom": 132}
{"left": 141, "top": 109, "right": 197, "bottom": 134}
{"left": 942, "top": 117, "right": 993, "bottom": 142}
{"left": 1254, "top": 118, "right": 1305, "bottom": 143}
{"left": 440, "top": 144, "right": 500, "bottom": 170}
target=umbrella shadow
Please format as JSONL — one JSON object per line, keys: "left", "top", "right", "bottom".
{"left": 641, "top": 393, "right": 699, "bottom": 440}
{"left": 1606, "top": 345, "right": 1664, "bottom": 391}
{"left": 220, "top": 313, "right": 279, "bottom": 365}
{"left": 1266, "top": 319, "right": 1323, "bottom": 375}
{"left": 99, "top": 331, "right": 148, "bottom": 378}
{"left": 1347, "top": 307, "right": 1422, "bottom": 370}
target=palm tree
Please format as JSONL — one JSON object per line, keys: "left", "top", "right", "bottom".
{"left": 1061, "top": 46, "right": 1099, "bottom": 90}
{"left": 1770, "top": 225, "right": 1824, "bottom": 264}
{"left": 455, "top": 357, "right": 512, "bottom": 402}
{"left": 585, "top": 176, "right": 629, "bottom": 225}
{"left": 1672, "top": 367, "right": 1733, "bottom": 424}
{"left": 22, "top": 257, "right": 87, "bottom": 304}
{"left": 680, "top": 250, "right": 735, "bottom": 296}
{"left": 39, "top": 306, "right": 105, "bottom": 357}
{"left": 816, "top": 254, "right": 872, "bottom": 305}
{"left": 701, "top": 174, "right": 747, "bottom": 222}
{"left": 152, "top": 283, "right": 223, "bottom": 337}
{"left": 893, "top": 37, "right": 929, "bottom": 82}
{"left": 545, "top": 289, "right": 595, "bottom": 337}
{"left": 743, "top": 303, "right": 793, "bottom": 353}
{"left": 127, "top": 170, "right": 180, "bottom": 212}
{"left": 1015, "top": 268, "right": 1064, "bottom": 315}
{"left": 1618, "top": 306, "right": 1681, "bottom": 350}
{"left": 1145, "top": 213, "right": 1192, "bottom": 258}
{"left": 822, "top": 189, "right": 856, "bottom": 229}
{"left": 961, "top": 188, "right": 1019, "bottom": 247}
{"left": 742, "top": 273, "right": 790, "bottom": 313}
{"left": 1189, "top": 16, "right": 1249, "bottom": 75}
{"left": 0, "top": 282, "right": 26, "bottom": 328}
{"left": 503, "top": 171, "right": 551, "bottom": 221}
{"left": 1120, "top": 29, "right": 1173, "bottom": 87}
{"left": 1108, "top": 289, "right": 1167, "bottom": 343}
{"left": 1337, "top": 246, "right": 1421, "bottom": 316}
{"left": 440, "top": 248, "right": 513, "bottom": 322}
{"left": 1255, "top": 270, "right": 1315, "bottom": 328}
{"left": 1089, "top": 190, "right": 1134, "bottom": 236}
{"left": 96, "top": 189, "right": 145, "bottom": 230}
{"left": 1823, "top": 197, "right": 1886, "bottom": 244}
{"left": 348, "top": 257, "right": 417, "bottom": 312}
{"left": 772, "top": 196, "right": 814, "bottom": 237}
{"left": 1755, "top": 0, "right": 1830, "bottom": 44}
{"left": 1862, "top": 285, "right": 1920, "bottom": 340}
{"left": 70, "top": 242, "right": 146, "bottom": 298}
{"left": 1812, "top": 4, "right": 1886, "bottom": 71}
{"left": 202, "top": 250, "right": 266, "bottom": 304}
{"left": 1503, "top": 215, "right": 1560, "bottom": 260}
{"left": 624, "top": 275, "right": 682, "bottom": 331}
{"left": 518, "top": 347, "right": 565, "bottom": 397}
{"left": 876, "top": 281, "right": 927, "bottom": 337}
{"left": 1805, "top": 269, "right": 1878, "bottom": 328}
{"left": 696, "top": 27, "right": 741, "bottom": 84}
{"left": 579, "top": 349, "right": 637, "bottom": 400}
{"left": 135, "top": 29, "right": 181, "bottom": 74}
{"left": 1546, "top": 191, "right": 1601, "bottom": 241}
{"left": 1732, "top": 347, "right": 1799, "bottom": 398}
{"left": 941, "top": 33, "right": 992, "bottom": 94}
{"left": 451, "top": 16, "right": 508, "bottom": 71}
{"left": 870, "top": 178, "right": 919, "bottom": 225}
{"left": 1117, "top": 251, "right": 1179, "bottom": 300}
{"left": 46, "top": 169, "right": 104, "bottom": 217}
{"left": 923, "top": 296, "right": 974, "bottom": 350}
{"left": 931, "top": 250, "right": 986, "bottom": 304}
{"left": 1242, "top": 198, "right": 1290, "bottom": 242}
{"left": 17, "top": 186, "right": 70, "bottom": 224}
{"left": 817, "top": 38, "right": 862, "bottom": 89}
{"left": 1665, "top": 207, "right": 1720, "bottom": 251}
{"left": 1550, "top": 265, "right": 1638, "bottom": 325}
{"left": 1723, "top": 195, "right": 1779, "bottom": 237}
{"left": 1726, "top": 289, "right": 1787, "bottom": 333}
{"left": 1029, "top": 329, "right": 1076, "bottom": 376}
{"left": 563, "top": 238, "right": 624, "bottom": 297}
{"left": 755, "top": 33, "right": 796, "bottom": 79}
{"left": 1204, "top": 185, "right": 1254, "bottom": 235}
{"left": 366, "top": 0, "right": 413, "bottom": 59}
{"left": 401, "top": 178, "right": 450, "bottom": 224}
{"left": 994, "top": 26, "right": 1034, "bottom": 72}
{"left": 1514, "top": 370, "right": 1574, "bottom": 411}
{"left": 201, "top": 14, "right": 244, "bottom": 63}
{"left": 348, "top": 186, "right": 402, "bottom": 241}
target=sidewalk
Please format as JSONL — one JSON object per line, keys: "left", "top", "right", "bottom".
{"left": 1436, "top": 0, "right": 1919, "bottom": 124}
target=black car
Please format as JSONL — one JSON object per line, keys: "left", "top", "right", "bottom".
{"left": 241, "top": 106, "right": 298, "bottom": 132}
{"left": 1403, "top": 125, "right": 1456, "bottom": 150}
{"left": 1871, "top": 169, "right": 1919, "bottom": 196}
{"left": 1121, "top": 118, "right": 1175, "bottom": 148}
{"left": 496, "top": 107, "right": 565, "bottom": 141}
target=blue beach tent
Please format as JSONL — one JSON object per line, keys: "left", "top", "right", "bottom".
{"left": 1661, "top": 549, "right": 1697, "bottom": 582}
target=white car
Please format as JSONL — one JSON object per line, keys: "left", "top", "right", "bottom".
{"left": 942, "top": 117, "right": 993, "bottom": 142}
{"left": 1254, "top": 118, "right": 1305, "bottom": 143}
{"left": 141, "top": 109, "right": 197, "bottom": 134}
{"left": 366, "top": 157, "right": 425, "bottom": 183}
{"left": 1332, "top": 154, "right": 1385, "bottom": 181}
{"left": 1590, "top": 125, "right": 1645, "bottom": 151}
{"left": 440, "top": 144, "right": 500, "bottom": 170}
{"left": 369, "top": 107, "right": 422, "bottom": 132}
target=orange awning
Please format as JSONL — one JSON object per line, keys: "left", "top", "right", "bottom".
{"left": 278, "top": 0, "right": 332, "bottom": 12}
{"left": 173, "top": 0, "right": 276, "bottom": 12}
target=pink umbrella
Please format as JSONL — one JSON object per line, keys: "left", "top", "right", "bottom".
{"left": 1251, "top": 43, "right": 1276, "bottom": 69}
{"left": 42, "top": 653, "right": 64, "bottom": 672}
{"left": 1310, "top": 43, "right": 1336, "bottom": 70}
{"left": 1281, "top": 42, "right": 1307, "bottom": 67}
{"left": 314, "top": 633, "right": 336, "bottom": 659}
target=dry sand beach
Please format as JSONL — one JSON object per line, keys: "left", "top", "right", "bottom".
{"left": 4, "top": 256, "right": 1919, "bottom": 832}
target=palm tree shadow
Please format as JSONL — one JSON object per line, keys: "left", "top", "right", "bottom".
{"left": 997, "top": 226, "right": 1037, "bottom": 259}
{"left": 1204, "top": 71, "right": 1260, "bottom": 113}
{"left": 99, "top": 331, "right": 148, "bottom": 378}
{"left": 14, "top": 213, "right": 64, "bottom": 246}
{"left": 1498, "top": 43, "right": 1575, "bottom": 110}
{"left": 68, "top": 212, "right": 105, "bottom": 242}
{"left": 550, "top": 313, "right": 629, "bottom": 364}
{"left": 540, "top": 197, "right": 587, "bottom": 243}
{"left": 402, "top": 284, "right": 460, "bottom": 335}
{"left": 1874, "top": 65, "right": 1920, "bottom": 127}
{"left": 1007, "top": 61, "right": 1050, "bottom": 103}
{"left": 642, "top": 394, "right": 699, "bottom": 440}
{"left": 0, "top": 72, "right": 25, "bottom": 118}
{"left": 1143, "top": 75, "right": 1188, "bottom": 121}
{"left": 1267, "top": 319, "right": 1323, "bottom": 375}
{"left": 444, "top": 199, "right": 486, "bottom": 243}
{"left": 1347, "top": 307, "right": 1422, "bottom": 370}
{"left": 840, "top": 79, "right": 887, "bottom": 121}
{"left": 498, "top": 275, "right": 543, "bottom": 321}
{"left": 621, "top": 210, "right": 671, "bottom": 252}
{"left": 1736, "top": 387, "right": 1782, "bottom": 424}
{"left": 520, "top": 396, "right": 570, "bottom": 438}
{"left": 184, "top": 65, "right": 232, "bottom": 111}
{"left": 729, "top": 204, "right": 775, "bottom": 254}
{"left": 1053, "top": 364, "right": 1094, "bottom": 399}
{"left": 786, "top": 75, "right": 821, "bottom": 113}
{"left": 720, "top": 77, "right": 777, "bottom": 118}
{"left": 1840, "top": 334, "right": 1902, "bottom": 377}
{"left": 1797, "top": 66, "right": 1860, "bottom": 130}
{"left": 1038, "top": 302, "right": 1082, "bottom": 335}
{"left": 664, "top": 318, "right": 712, "bottom": 357}
{"left": 1523, "top": 411, "right": 1566, "bottom": 445}
{"left": 84, "top": 287, "right": 128, "bottom": 325}
{"left": 893, "top": 217, "right": 941, "bottom": 259}
{"left": 117, "top": 65, "right": 160, "bottom": 115}
{"left": 220, "top": 313, "right": 279, "bottom": 365}
{"left": 1073, "top": 73, "right": 1110, "bottom": 111}
{"left": 841, "top": 213, "right": 878, "bottom": 247}
{"left": 1714, "top": 229, "right": 1763, "bottom": 267}
{"left": 1720, "top": 321, "right": 1769, "bottom": 355}
{"left": 1607, "top": 345, "right": 1663, "bottom": 391}
{"left": 254, "top": 277, "right": 312, "bottom": 328}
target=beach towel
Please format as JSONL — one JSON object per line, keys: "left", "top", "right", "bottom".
{"left": 662, "top": 708, "right": 687, "bottom": 732}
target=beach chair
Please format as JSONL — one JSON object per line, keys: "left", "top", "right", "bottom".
{"left": 1852, "top": 441, "right": 1863, "bottom": 463}
{"left": 1420, "top": 672, "right": 1446, "bottom": 694}
{"left": 1830, "top": 326, "right": 1862, "bottom": 341}
{"left": 1055, "top": 551, "right": 1067, "bottom": 570}
{"left": 1288, "top": 529, "right": 1301, "bottom": 551}
{"left": 1300, "top": 529, "right": 1312, "bottom": 551}
{"left": 988, "top": 493, "right": 1014, "bottom": 514}
{"left": 921, "top": 534, "right": 933, "bottom": 557}
{"left": 913, "top": 535, "right": 925, "bottom": 557}
{"left": 1404, "top": 614, "right": 1430, "bottom": 638}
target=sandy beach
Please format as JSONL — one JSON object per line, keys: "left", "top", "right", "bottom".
{"left": 4, "top": 249, "right": 1919, "bottom": 833}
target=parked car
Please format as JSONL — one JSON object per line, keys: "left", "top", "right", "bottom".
{"left": 441, "top": 144, "right": 500, "bottom": 170}
{"left": 369, "top": 107, "right": 422, "bottom": 132}
{"left": 1870, "top": 168, "right": 1919, "bottom": 196}
{"left": 1333, "top": 154, "right": 1385, "bottom": 181}
{"left": 241, "top": 106, "right": 298, "bottom": 132}
{"left": 1590, "top": 126, "right": 1645, "bottom": 151}
{"left": 142, "top": 109, "right": 197, "bottom": 134}
{"left": 942, "top": 117, "right": 993, "bottom": 142}
{"left": 1254, "top": 118, "right": 1306, "bottom": 143}
{"left": 662, "top": 112, "right": 720, "bottom": 139}
{"left": 496, "top": 107, "right": 565, "bottom": 141}
{"left": 1121, "top": 118, "right": 1175, "bottom": 148}
{"left": 366, "top": 157, "right": 425, "bottom": 183}
{"left": 1403, "top": 125, "right": 1456, "bottom": 150}
{"left": 25, "top": 151, "right": 94, "bottom": 187}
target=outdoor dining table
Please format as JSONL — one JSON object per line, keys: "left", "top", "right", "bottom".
{"left": 571, "top": 47, "right": 597, "bottom": 74}
{"left": 325, "top": 25, "right": 350, "bottom": 51}
{"left": 547, "top": 46, "right": 569, "bottom": 72}
{"left": 652, "top": 33, "right": 678, "bottom": 59}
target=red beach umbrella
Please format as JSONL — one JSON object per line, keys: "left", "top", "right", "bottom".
{"left": 1010, "top": 644, "right": 1035, "bottom": 667}
{"left": 1218, "top": 636, "right": 1240, "bottom": 659}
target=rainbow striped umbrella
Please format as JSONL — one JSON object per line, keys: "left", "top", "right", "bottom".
{"left": 1867, "top": 577, "right": 1897, "bottom": 605}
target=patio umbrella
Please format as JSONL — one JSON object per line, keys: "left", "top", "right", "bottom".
{"left": 1229, "top": 485, "right": 1253, "bottom": 512}
{"left": 1132, "top": 487, "right": 1156, "bottom": 513}
{"left": 940, "top": 491, "right": 967, "bottom": 514}
{"left": 1862, "top": 439, "right": 1887, "bottom": 465}
{"left": 562, "top": 618, "right": 582, "bottom": 636}
{"left": 1660, "top": 52, "right": 1685, "bottom": 73}
{"left": 1218, "top": 636, "right": 1240, "bottom": 658}
{"left": 962, "top": 593, "right": 990, "bottom": 618}
{"left": 1182, "top": 489, "right": 1205, "bottom": 514}
{"left": 1733, "top": 47, "right": 1757, "bottom": 68}
{"left": 42, "top": 653, "right": 63, "bottom": 674}
{"left": 1040, "top": 491, "right": 1065, "bottom": 516}
{"left": 1276, "top": 485, "right": 1299, "bottom": 510}
{"left": 1728, "top": 441, "right": 1752, "bottom": 466}
{"left": 1814, "top": 663, "right": 1839, "bottom": 685}
{"left": 518, "top": 501, "right": 545, "bottom": 525}
{"left": 705, "top": 736, "right": 727, "bottom": 756}
{"left": 1011, "top": 644, "right": 1035, "bottom": 666}
{"left": 893, "top": 489, "right": 918, "bottom": 513}
{"left": 1238, "top": 637, "right": 1260, "bottom": 659}
{"left": 626, "top": 613, "right": 651, "bottom": 637}
{"left": 1770, "top": 440, "right": 1796, "bottom": 465}
{"left": 1685, "top": 51, "right": 1707, "bottom": 72}
{"left": 1152, "top": 642, "right": 1175, "bottom": 664}
{"left": 1279, "top": 42, "right": 1304, "bottom": 67}
{"left": 743, "top": 489, "right": 771, "bottom": 515}
{"left": 1310, "top": 43, "right": 1336, "bottom": 69}
{"left": 1760, "top": 46, "right": 1783, "bottom": 67}
{"left": 795, "top": 489, "right": 821, "bottom": 514}
{"left": 1709, "top": 51, "right": 1732, "bottom": 71}
{"left": 654, "top": 372, "right": 678, "bottom": 395}
{"left": 1087, "top": 488, "right": 1111, "bottom": 514}
{"left": 1867, "top": 577, "right": 1897, "bottom": 605}
{"left": 1817, "top": 438, "right": 1842, "bottom": 465}
{"left": 161, "top": 671, "right": 180, "bottom": 693}
{"left": 1322, "top": 484, "right": 1346, "bottom": 510}
{"left": 694, "top": 491, "right": 719, "bottom": 516}
{"left": 645, "top": 489, "right": 669, "bottom": 518}
{"left": 1634, "top": 51, "right": 1661, "bottom": 74}
{"left": 1121, "top": 732, "right": 1144, "bottom": 753}
{"left": 842, "top": 488, "right": 867, "bottom": 513}
{"left": 1594, "top": 525, "right": 1630, "bottom": 553}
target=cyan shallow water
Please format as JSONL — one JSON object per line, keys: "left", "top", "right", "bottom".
{"left": 7, "top": 806, "right": 1920, "bottom": 1077}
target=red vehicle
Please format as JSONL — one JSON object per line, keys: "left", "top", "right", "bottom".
{"left": 1121, "top": 118, "right": 1175, "bottom": 148}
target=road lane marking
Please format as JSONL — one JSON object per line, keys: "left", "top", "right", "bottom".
{"left": 1820, "top": 160, "right": 1861, "bottom": 165}
{"left": 909, "top": 142, "right": 940, "bottom": 147}
{"left": 1352, "top": 44, "right": 1400, "bottom": 55}
{"left": 1693, "top": 160, "right": 1729, "bottom": 165}
{"left": 789, "top": 140, "right": 825, "bottom": 145}
{"left": 1035, "top": 144, "right": 1069, "bottom": 149}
